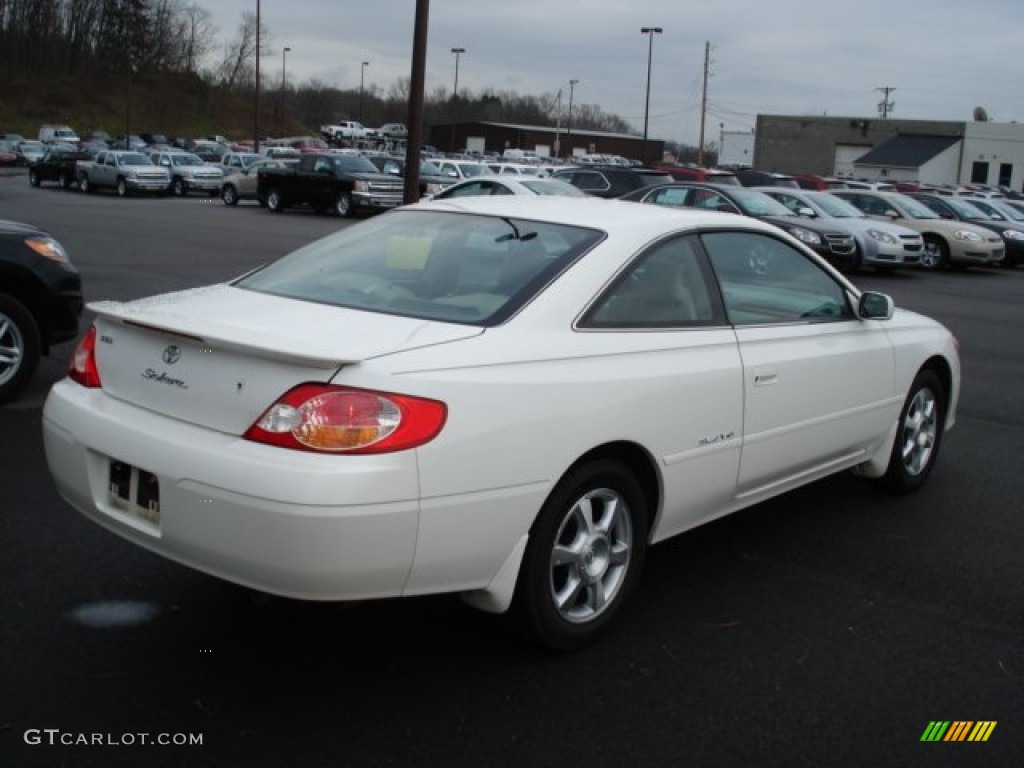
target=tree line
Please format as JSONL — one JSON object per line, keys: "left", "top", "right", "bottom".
{"left": 0, "top": 0, "right": 635, "bottom": 137}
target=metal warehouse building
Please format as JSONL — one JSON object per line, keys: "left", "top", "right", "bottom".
{"left": 429, "top": 121, "right": 664, "bottom": 163}
{"left": 752, "top": 115, "right": 1024, "bottom": 192}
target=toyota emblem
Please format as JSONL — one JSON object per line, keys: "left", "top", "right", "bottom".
{"left": 162, "top": 345, "right": 182, "bottom": 365}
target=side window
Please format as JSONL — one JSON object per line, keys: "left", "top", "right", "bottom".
{"left": 648, "top": 187, "right": 688, "bottom": 206}
{"left": 701, "top": 231, "right": 853, "bottom": 325}
{"left": 573, "top": 172, "right": 610, "bottom": 193}
{"left": 446, "top": 181, "right": 487, "bottom": 198}
{"left": 772, "top": 193, "right": 802, "bottom": 214}
{"left": 859, "top": 195, "right": 891, "bottom": 216}
{"left": 581, "top": 236, "right": 717, "bottom": 328}
{"left": 689, "top": 189, "right": 735, "bottom": 212}
{"left": 313, "top": 158, "right": 332, "bottom": 173}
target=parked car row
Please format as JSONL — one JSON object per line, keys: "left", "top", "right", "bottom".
{"left": 547, "top": 170, "right": 1021, "bottom": 271}
{"left": 20, "top": 141, "right": 1024, "bottom": 271}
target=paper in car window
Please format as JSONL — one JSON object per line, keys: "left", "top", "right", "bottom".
{"left": 385, "top": 236, "right": 431, "bottom": 269}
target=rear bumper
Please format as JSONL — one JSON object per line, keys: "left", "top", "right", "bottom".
{"left": 42, "top": 379, "right": 423, "bottom": 600}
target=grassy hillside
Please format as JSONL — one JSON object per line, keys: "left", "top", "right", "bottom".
{"left": 0, "top": 72, "right": 309, "bottom": 141}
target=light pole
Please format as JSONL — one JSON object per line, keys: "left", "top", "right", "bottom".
{"left": 567, "top": 78, "right": 579, "bottom": 143}
{"left": 359, "top": 61, "right": 369, "bottom": 124}
{"left": 254, "top": 0, "right": 261, "bottom": 151}
{"left": 640, "top": 26, "right": 662, "bottom": 164}
{"left": 450, "top": 47, "right": 465, "bottom": 152}
{"left": 450, "top": 47, "right": 465, "bottom": 98}
{"left": 279, "top": 46, "right": 290, "bottom": 138}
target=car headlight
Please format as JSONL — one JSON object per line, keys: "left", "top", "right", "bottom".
{"left": 954, "top": 230, "right": 982, "bottom": 242}
{"left": 354, "top": 180, "right": 369, "bottom": 192}
{"left": 1001, "top": 229, "right": 1024, "bottom": 241}
{"left": 25, "top": 236, "right": 71, "bottom": 265}
{"left": 787, "top": 226, "right": 822, "bottom": 246}
{"left": 867, "top": 229, "right": 899, "bottom": 245}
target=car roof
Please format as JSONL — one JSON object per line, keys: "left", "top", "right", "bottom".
{"left": 413, "top": 193, "right": 779, "bottom": 238}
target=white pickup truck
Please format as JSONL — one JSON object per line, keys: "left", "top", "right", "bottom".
{"left": 320, "top": 121, "right": 378, "bottom": 142}
{"left": 76, "top": 150, "right": 171, "bottom": 196}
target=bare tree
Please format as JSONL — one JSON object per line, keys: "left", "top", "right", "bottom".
{"left": 215, "top": 10, "right": 269, "bottom": 91}
{"left": 177, "top": 1, "right": 215, "bottom": 73}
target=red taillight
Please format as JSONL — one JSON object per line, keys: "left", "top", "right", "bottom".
{"left": 243, "top": 384, "right": 447, "bottom": 454}
{"left": 68, "top": 324, "right": 101, "bottom": 388}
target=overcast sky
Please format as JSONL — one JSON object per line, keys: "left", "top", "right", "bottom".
{"left": 205, "top": 0, "right": 1024, "bottom": 145}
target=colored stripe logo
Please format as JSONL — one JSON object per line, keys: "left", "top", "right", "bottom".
{"left": 921, "top": 721, "right": 997, "bottom": 742}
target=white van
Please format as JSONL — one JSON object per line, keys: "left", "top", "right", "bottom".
{"left": 39, "top": 124, "right": 80, "bottom": 145}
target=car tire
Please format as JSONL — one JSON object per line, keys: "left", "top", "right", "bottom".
{"left": 883, "top": 369, "right": 946, "bottom": 494}
{"left": 78, "top": 175, "right": 91, "bottom": 194}
{"left": 172, "top": 177, "right": 187, "bottom": 197}
{"left": 920, "top": 236, "right": 948, "bottom": 270}
{"left": 0, "top": 293, "right": 42, "bottom": 404}
{"left": 334, "top": 192, "right": 354, "bottom": 218}
{"left": 266, "top": 188, "right": 285, "bottom": 212}
{"left": 28, "top": 169, "right": 40, "bottom": 187}
{"left": 513, "top": 458, "right": 649, "bottom": 651}
{"left": 222, "top": 185, "right": 239, "bottom": 206}
{"left": 116, "top": 178, "right": 129, "bottom": 197}
{"left": 58, "top": 171, "right": 71, "bottom": 190}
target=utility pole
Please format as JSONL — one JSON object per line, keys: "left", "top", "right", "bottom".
{"left": 697, "top": 41, "right": 710, "bottom": 166}
{"left": 254, "top": 0, "right": 260, "bottom": 151}
{"left": 640, "top": 27, "right": 663, "bottom": 165}
{"left": 876, "top": 86, "right": 896, "bottom": 119}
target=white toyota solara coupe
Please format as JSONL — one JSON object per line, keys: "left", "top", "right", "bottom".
{"left": 43, "top": 196, "right": 960, "bottom": 649}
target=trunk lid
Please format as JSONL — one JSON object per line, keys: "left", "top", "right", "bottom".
{"left": 89, "top": 284, "right": 482, "bottom": 433}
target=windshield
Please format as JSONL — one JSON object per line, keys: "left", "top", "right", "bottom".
{"left": 728, "top": 187, "right": 797, "bottom": 217}
{"left": 890, "top": 194, "right": 940, "bottom": 219}
{"left": 235, "top": 210, "right": 603, "bottom": 326}
{"left": 972, "top": 199, "right": 1024, "bottom": 222}
{"left": 171, "top": 154, "right": 205, "bottom": 166}
{"left": 333, "top": 156, "right": 379, "bottom": 174}
{"left": 420, "top": 161, "right": 442, "bottom": 175}
{"left": 805, "top": 192, "right": 865, "bottom": 218}
{"left": 938, "top": 197, "right": 991, "bottom": 219}
{"left": 520, "top": 179, "right": 587, "bottom": 197}
{"left": 120, "top": 153, "right": 152, "bottom": 166}
{"left": 460, "top": 163, "right": 492, "bottom": 178}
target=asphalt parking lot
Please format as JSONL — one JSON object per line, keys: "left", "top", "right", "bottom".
{"left": 1, "top": 175, "right": 1022, "bottom": 768}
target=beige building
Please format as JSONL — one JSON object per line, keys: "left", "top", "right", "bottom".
{"left": 752, "top": 115, "right": 1024, "bottom": 191}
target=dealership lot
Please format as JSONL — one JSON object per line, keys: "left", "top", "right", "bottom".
{"left": 1, "top": 177, "right": 1021, "bottom": 766}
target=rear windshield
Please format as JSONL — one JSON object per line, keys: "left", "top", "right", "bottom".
{"left": 236, "top": 210, "right": 603, "bottom": 325}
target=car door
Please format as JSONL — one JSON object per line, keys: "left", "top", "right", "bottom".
{"left": 699, "top": 230, "right": 897, "bottom": 501}
{"left": 578, "top": 234, "right": 744, "bottom": 540}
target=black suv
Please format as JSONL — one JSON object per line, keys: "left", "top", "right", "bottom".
{"left": 0, "top": 221, "right": 82, "bottom": 402}
{"left": 552, "top": 166, "right": 674, "bottom": 198}
{"left": 619, "top": 182, "right": 858, "bottom": 271}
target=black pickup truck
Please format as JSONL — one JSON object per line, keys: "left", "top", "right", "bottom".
{"left": 257, "top": 153, "right": 404, "bottom": 217}
{"left": 28, "top": 149, "right": 95, "bottom": 190}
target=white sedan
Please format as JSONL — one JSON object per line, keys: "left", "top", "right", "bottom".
{"left": 430, "top": 176, "right": 586, "bottom": 200}
{"left": 42, "top": 196, "right": 960, "bottom": 650}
